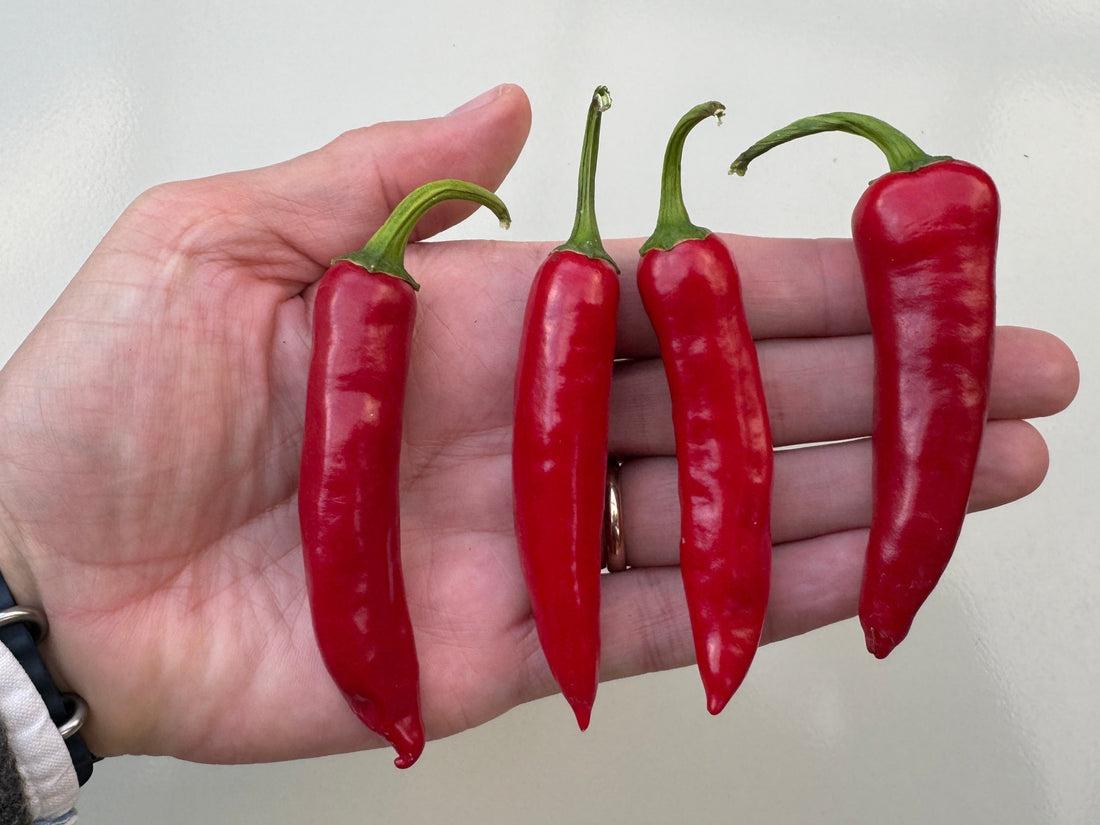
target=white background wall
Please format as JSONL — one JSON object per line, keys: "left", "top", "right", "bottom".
{"left": 2, "top": 1, "right": 1095, "bottom": 822}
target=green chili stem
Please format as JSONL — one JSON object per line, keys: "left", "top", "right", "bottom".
{"left": 555, "top": 86, "right": 617, "bottom": 270}
{"left": 640, "top": 100, "right": 725, "bottom": 255}
{"left": 336, "top": 179, "right": 511, "bottom": 290}
{"left": 729, "top": 112, "right": 952, "bottom": 177}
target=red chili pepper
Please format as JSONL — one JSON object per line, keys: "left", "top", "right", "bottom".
{"left": 637, "top": 102, "right": 773, "bottom": 714}
{"left": 731, "top": 112, "right": 998, "bottom": 658}
{"left": 512, "top": 86, "right": 619, "bottom": 730}
{"left": 299, "top": 180, "right": 511, "bottom": 768}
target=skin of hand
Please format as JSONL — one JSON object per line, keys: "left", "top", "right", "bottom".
{"left": 0, "top": 84, "right": 1079, "bottom": 763}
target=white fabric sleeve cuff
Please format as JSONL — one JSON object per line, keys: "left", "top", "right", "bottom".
{"left": 0, "top": 643, "right": 78, "bottom": 823}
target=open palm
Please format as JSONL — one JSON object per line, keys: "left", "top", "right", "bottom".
{"left": 0, "top": 84, "right": 1077, "bottom": 764}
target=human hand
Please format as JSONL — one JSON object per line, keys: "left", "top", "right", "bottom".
{"left": 0, "top": 83, "right": 1078, "bottom": 763}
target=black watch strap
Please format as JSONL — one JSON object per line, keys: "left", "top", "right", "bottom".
{"left": 0, "top": 572, "right": 96, "bottom": 785}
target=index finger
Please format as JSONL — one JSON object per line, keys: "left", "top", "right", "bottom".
{"left": 608, "top": 234, "right": 866, "bottom": 358}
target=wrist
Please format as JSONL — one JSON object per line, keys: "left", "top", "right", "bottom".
{"left": 0, "top": 494, "right": 97, "bottom": 785}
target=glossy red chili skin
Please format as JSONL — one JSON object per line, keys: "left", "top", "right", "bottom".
{"left": 854, "top": 160, "right": 998, "bottom": 659}
{"left": 299, "top": 259, "right": 424, "bottom": 768}
{"left": 637, "top": 233, "right": 772, "bottom": 714}
{"left": 512, "top": 249, "right": 619, "bottom": 731}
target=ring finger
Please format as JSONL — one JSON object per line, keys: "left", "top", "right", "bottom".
{"left": 610, "top": 416, "right": 1048, "bottom": 571}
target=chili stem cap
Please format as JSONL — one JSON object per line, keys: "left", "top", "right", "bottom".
{"left": 555, "top": 86, "right": 618, "bottom": 271}
{"left": 729, "top": 111, "right": 952, "bottom": 178}
{"left": 640, "top": 100, "right": 725, "bottom": 255}
{"left": 335, "top": 179, "right": 511, "bottom": 290}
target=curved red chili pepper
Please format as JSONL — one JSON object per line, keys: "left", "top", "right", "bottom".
{"left": 300, "top": 180, "right": 510, "bottom": 767}
{"left": 638, "top": 102, "right": 772, "bottom": 714}
{"left": 513, "top": 86, "right": 619, "bottom": 730}
{"left": 732, "top": 113, "right": 997, "bottom": 658}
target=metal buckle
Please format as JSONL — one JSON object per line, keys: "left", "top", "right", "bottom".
{"left": 0, "top": 605, "right": 85, "bottom": 738}
{"left": 0, "top": 604, "right": 48, "bottom": 642}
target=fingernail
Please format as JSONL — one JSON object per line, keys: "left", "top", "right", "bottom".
{"left": 446, "top": 84, "right": 507, "bottom": 117}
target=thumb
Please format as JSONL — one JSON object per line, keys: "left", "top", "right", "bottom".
{"left": 256, "top": 83, "right": 532, "bottom": 263}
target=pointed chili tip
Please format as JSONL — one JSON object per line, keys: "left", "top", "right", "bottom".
{"left": 389, "top": 731, "right": 425, "bottom": 769}
{"left": 864, "top": 625, "right": 901, "bottom": 660}
{"left": 393, "top": 750, "right": 420, "bottom": 770}
{"left": 347, "top": 696, "right": 425, "bottom": 769}
{"left": 706, "top": 691, "right": 732, "bottom": 716}
{"left": 569, "top": 698, "right": 594, "bottom": 732}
